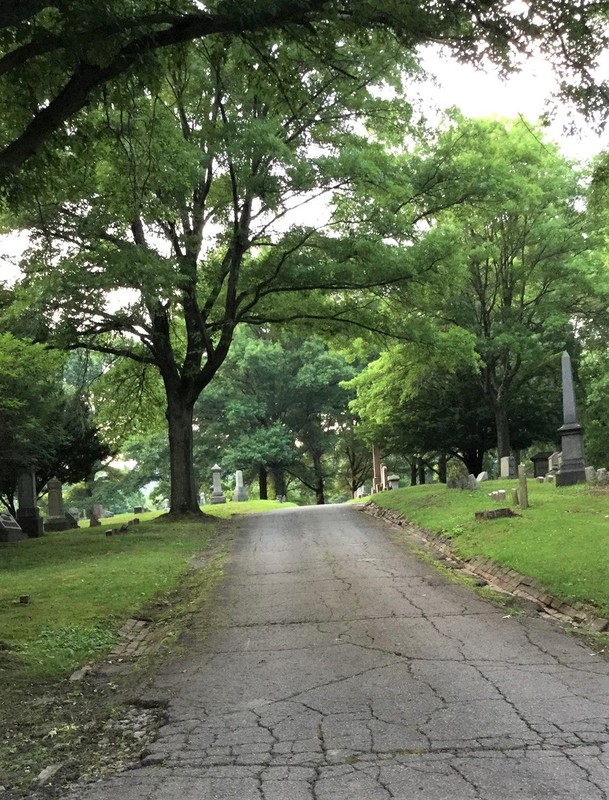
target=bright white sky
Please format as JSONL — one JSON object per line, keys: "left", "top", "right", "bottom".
{"left": 419, "top": 46, "right": 609, "bottom": 161}
{"left": 2, "top": 49, "right": 608, "bottom": 283}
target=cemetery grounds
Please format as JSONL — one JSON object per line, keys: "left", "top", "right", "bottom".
{"left": 1, "top": 486, "right": 609, "bottom": 796}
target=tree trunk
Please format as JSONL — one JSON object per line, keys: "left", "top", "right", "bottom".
{"left": 438, "top": 453, "right": 447, "bottom": 484}
{"left": 410, "top": 458, "right": 417, "bottom": 486}
{"left": 462, "top": 449, "right": 484, "bottom": 476}
{"left": 417, "top": 457, "right": 426, "bottom": 485}
{"left": 259, "top": 465, "right": 268, "bottom": 500}
{"left": 494, "top": 404, "right": 511, "bottom": 459}
{"left": 166, "top": 393, "right": 200, "bottom": 514}
{"left": 312, "top": 453, "right": 325, "bottom": 505}
{"left": 271, "top": 466, "right": 287, "bottom": 499}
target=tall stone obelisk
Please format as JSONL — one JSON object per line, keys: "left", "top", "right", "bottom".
{"left": 556, "top": 351, "right": 586, "bottom": 487}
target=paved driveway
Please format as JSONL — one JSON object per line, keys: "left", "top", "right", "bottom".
{"left": 71, "top": 504, "right": 609, "bottom": 799}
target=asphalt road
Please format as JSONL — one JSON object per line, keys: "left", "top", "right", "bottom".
{"left": 71, "top": 504, "right": 609, "bottom": 799}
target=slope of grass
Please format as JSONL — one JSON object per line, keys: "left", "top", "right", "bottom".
{"left": 371, "top": 480, "right": 609, "bottom": 616}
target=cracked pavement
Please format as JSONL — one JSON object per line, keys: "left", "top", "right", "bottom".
{"left": 70, "top": 504, "right": 609, "bottom": 799}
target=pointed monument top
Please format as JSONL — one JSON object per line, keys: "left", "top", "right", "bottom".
{"left": 561, "top": 351, "right": 578, "bottom": 425}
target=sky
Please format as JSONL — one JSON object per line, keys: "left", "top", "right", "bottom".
{"left": 419, "top": 46, "right": 609, "bottom": 161}
{"left": 2, "top": 49, "right": 609, "bottom": 283}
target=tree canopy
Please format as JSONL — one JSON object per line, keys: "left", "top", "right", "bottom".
{"left": 3, "top": 0, "right": 608, "bottom": 183}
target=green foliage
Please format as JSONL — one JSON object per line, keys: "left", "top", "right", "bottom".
{"left": 0, "top": 333, "right": 110, "bottom": 510}
{"left": 353, "top": 116, "right": 599, "bottom": 463}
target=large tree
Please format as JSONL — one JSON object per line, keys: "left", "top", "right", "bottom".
{"left": 408, "top": 116, "right": 600, "bottom": 460}
{"left": 7, "top": 30, "right": 465, "bottom": 513}
{"left": 1, "top": 0, "right": 606, "bottom": 181}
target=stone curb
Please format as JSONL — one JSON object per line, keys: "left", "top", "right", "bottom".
{"left": 361, "top": 501, "right": 609, "bottom": 634}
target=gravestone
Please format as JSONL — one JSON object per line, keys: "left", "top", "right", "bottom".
{"left": 499, "top": 456, "right": 516, "bottom": 479}
{"left": 476, "top": 471, "right": 489, "bottom": 482}
{"left": 531, "top": 451, "right": 553, "bottom": 478}
{"left": 585, "top": 466, "right": 597, "bottom": 484}
{"left": 467, "top": 474, "right": 480, "bottom": 490}
{"left": 548, "top": 451, "right": 561, "bottom": 474}
{"left": 518, "top": 464, "right": 529, "bottom": 509}
{"left": 0, "top": 510, "right": 26, "bottom": 542}
{"left": 387, "top": 474, "right": 400, "bottom": 490}
{"left": 372, "top": 446, "right": 382, "bottom": 493}
{"left": 89, "top": 509, "right": 101, "bottom": 527}
{"left": 556, "top": 351, "right": 586, "bottom": 487}
{"left": 44, "top": 477, "right": 70, "bottom": 531}
{"left": 597, "top": 468, "right": 609, "bottom": 485}
{"left": 233, "top": 470, "right": 248, "bottom": 502}
{"left": 381, "top": 464, "right": 389, "bottom": 491}
{"left": 16, "top": 469, "right": 43, "bottom": 537}
{"left": 210, "top": 464, "right": 226, "bottom": 504}
{"left": 93, "top": 503, "right": 103, "bottom": 518}
{"left": 64, "top": 511, "right": 79, "bottom": 528}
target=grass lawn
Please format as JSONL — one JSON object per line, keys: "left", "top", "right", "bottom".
{"left": 371, "top": 480, "right": 609, "bottom": 616}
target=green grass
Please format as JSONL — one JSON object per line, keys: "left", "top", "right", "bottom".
{"left": 0, "top": 499, "right": 294, "bottom": 683}
{"left": 201, "top": 498, "right": 297, "bottom": 517}
{"left": 372, "top": 480, "right": 609, "bottom": 616}
{"left": 0, "top": 516, "right": 218, "bottom": 681}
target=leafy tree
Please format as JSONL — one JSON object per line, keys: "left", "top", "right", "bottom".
{"left": 7, "top": 30, "right": 451, "bottom": 513}
{"left": 64, "top": 465, "right": 147, "bottom": 517}
{"left": 0, "top": 333, "right": 110, "bottom": 512}
{"left": 2, "top": 0, "right": 605, "bottom": 180}
{"left": 406, "top": 116, "right": 599, "bottom": 460}
{"left": 193, "top": 329, "right": 356, "bottom": 504}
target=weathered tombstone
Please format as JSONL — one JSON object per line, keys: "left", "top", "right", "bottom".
{"left": 496, "top": 489, "right": 506, "bottom": 501}
{"left": 387, "top": 474, "right": 400, "bottom": 490}
{"left": 89, "top": 509, "right": 101, "bottom": 527}
{"left": 210, "top": 463, "right": 226, "bottom": 504}
{"left": 536, "top": 476, "right": 545, "bottom": 483}
{"left": 476, "top": 471, "right": 489, "bottom": 482}
{"left": 499, "top": 456, "right": 516, "bottom": 479}
{"left": 233, "top": 470, "right": 248, "bottom": 502}
{"left": 597, "top": 468, "right": 609, "bottom": 486}
{"left": 467, "top": 474, "right": 480, "bottom": 490}
{"left": 44, "top": 477, "right": 70, "bottom": 531}
{"left": 134, "top": 506, "right": 144, "bottom": 514}
{"left": 0, "top": 510, "right": 26, "bottom": 542}
{"left": 511, "top": 488, "right": 520, "bottom": 506}
{"left": 518, "top": 463, "right": 529, "bottom": 509}
{"left": 585, "top": 466, "right": 597, "bottom": 484}
{"left": 531, "top": 451, "right": 552, "bottom": 478}
{"left": 381, "top": 464, "right": 389, "bottom": 491}
{"left": 64, "top": 511, "right": 79, "bottom": 529}
{"left": 372, "top": 445, "right": 382, "bottom": 493}
{"left": 556, "top": 351, "right": 586, "bottom": 487}
{"left": 545, "top": 474, "right": 555, "bottom": 483}
{"left": 16, "top": 469, "right": 43, "bottom": 537}
{"left": 548, "top": 451, "right": 561, "bottom": 474}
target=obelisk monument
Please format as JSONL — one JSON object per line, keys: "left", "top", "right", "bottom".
{"left": 556, "top": 351, "right": 586, "bottom": 487}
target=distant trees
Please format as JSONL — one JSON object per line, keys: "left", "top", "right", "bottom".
{"left": 0, "top": 333, "right": 110, "bottom": 512}
{"left": 193, "top": 329, "right": 359, "bottom": 504}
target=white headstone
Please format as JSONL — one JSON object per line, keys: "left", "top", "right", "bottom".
{"left": 233, "top": 470, "right": 248, "bottom": 502}
{"left": 211, "top": 464, "right": 226, "bottom": 504}
{"left": 500, "top": 456, "right": 516, "bottom": 479}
